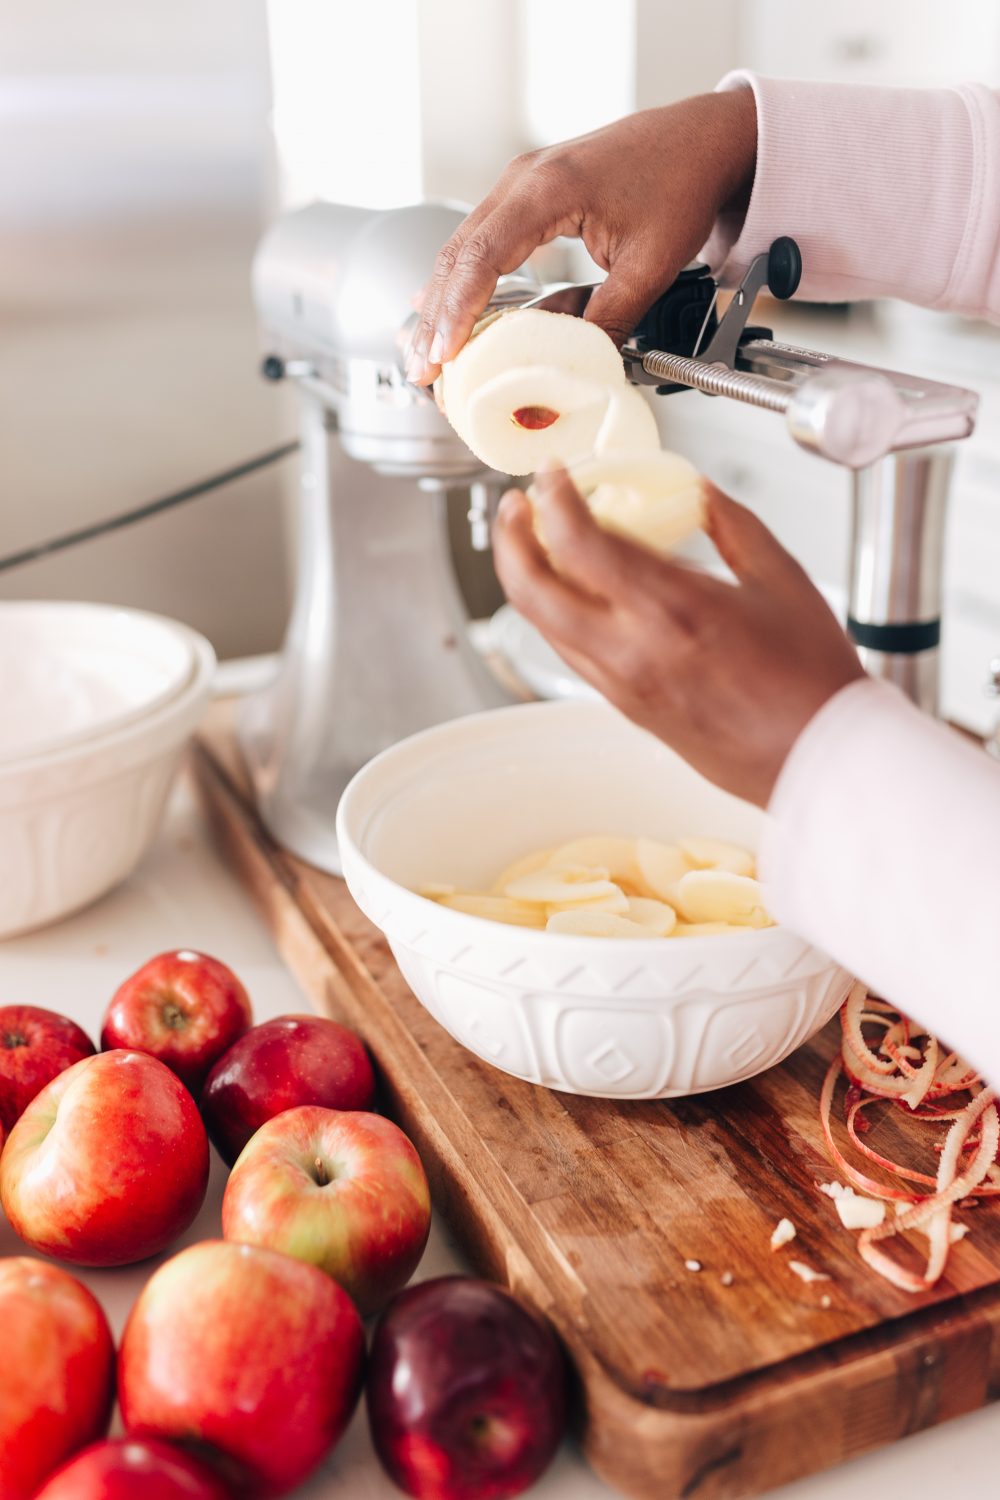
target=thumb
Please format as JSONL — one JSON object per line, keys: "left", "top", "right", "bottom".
{"left": 702, "top": 482, "right": 810, "bottom": 591}
{"left": 582, "top": 251, "right": 666, "bottom": 347}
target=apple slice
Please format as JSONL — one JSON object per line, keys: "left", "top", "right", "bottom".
{"left": 547, "top": 836, "right": 643, "bottom": 890}
{"left": 545, "top": 886, "right": 630, "bottom": 917}
{"left": 436, "top": 894, "right": 546, "bottom": 929}
{"left": 678, "top": 836, "right": 756, "bottom": 878}
{"left": 675, "top": 870, "right": 773, "bottom": 927}
{"left": 545, "top": 909, "right": 644, "bottom": 938}
{"left": 439, "top": 307, "right": 625, "bottom": 433}
{"left": 634, "top": 838, "right": 690, "bottom": 903}
{"left": 492, "top": 846, "right": 556, "bottom": 893}
{"left": 564, "top": 451, "right": 706, "bottom": 557}
{"left": 461, "top": 365, "right": 609, "bottom": 475}
{"left": 504, "top": 868, "right": 620, "bottom": 906}
{"left": 671, "top": 921, "right": 740, "bottom": 937}
{"left": 624, "top": 897, "right": 677, "bottom": 936}
{"left": 594, "top": 384, "right": 661, "bottom": 454}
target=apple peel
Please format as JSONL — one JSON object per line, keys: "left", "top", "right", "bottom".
{"left": 819, "top": 983, "right": 999, "bottom": 1293}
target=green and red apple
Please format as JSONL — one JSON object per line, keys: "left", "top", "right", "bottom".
{"left": 222, "top": 1105, "right": 430, "bottom": 1314}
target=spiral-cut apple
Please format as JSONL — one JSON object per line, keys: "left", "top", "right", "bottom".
{"left": 437, "top": 307, "right": 659, "bottom": 475}
{"left": 535, "top": 451, "right": 706, "bottom": 558}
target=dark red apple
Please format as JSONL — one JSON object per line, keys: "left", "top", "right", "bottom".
{"left": 0, "top": 1050, "right": 210, "bottom": 1266}
{"left": 222, "top": 1106, "right": 431, "bottom": 1314}
{"left": 0, "top": 1258, "right": 115, "bottom": 1500}
{"left": 366, "top": 1277, "right": 567, "bottom": 1500}
{"left": 119, "top": 1240, "right": 365, "bottom": 1498}
{"left": 101, "top": 950, "right": 252, "bottom": 1094}
{"left": 201, "top": 1014, "right": 375, "bottom": 1165}
{"left": 0, "top": 1005, "right": 94, "bottom": 1134}
{"left": 34, "top": 1440, "right": 230, "bottom": 1500}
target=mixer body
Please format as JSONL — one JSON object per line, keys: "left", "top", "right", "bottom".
{"left": 241, "top": 202, "right": 516, "bottom": 872}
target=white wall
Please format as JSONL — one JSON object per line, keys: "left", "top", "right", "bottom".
{"left": 0, "top": 0, "right": 292, "bottom": 658}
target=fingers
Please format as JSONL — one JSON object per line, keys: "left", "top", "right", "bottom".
{"left": 409, "top": 185, "right": 575, "bottom": 384}
{"left": 531, "top": 463, "right": 719, "bottom": 627}
{"left": 581, "top": 245, "right": 671, "bottom": 347}
{"left": 701, "top": 482, "right": 811, "bottom": 591}
{"left": 530, "top": 462, "right": 668, "bottom": 600}
{"left": 492, "top": 489, "right": 610, "bottom": 650}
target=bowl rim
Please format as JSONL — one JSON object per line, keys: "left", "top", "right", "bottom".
{"left": 0, "top": 626, "right": 216, "bottom": 807}
{"left": 337, "top": 698, "right": 788, "bottom": 955}
{"left": 0, "top": 599, "right": 200, "bottom": 766}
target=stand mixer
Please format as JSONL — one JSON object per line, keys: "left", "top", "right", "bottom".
{"left": 243, "top": 201, "right": 979, "bottom": 873}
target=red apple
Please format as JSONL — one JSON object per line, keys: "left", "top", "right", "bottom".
{"left": 366, "top": 1277, "right": 567, "bottom": 1500}
{"left": 119, "top": 1240, "right": 364, "bottom": 1498}
{"left": 34, "top": 1440, "right": 230, "bottom": 1500}
{"left": 0, "top": 1050, "right": 209, "bottom": 1266}
{"left": 0, "top": 1258, "right": 115, "bottom": 1500}
{"left": 201, "top": 1014, "right": 375, "bottom": 1166}
{"left": 0, "top": 1005, "right": 94, "bottom": 1134}
{"left": 101, "top": 950, "right": 252, "bottom": 1094}
{"left": 222, "top": 1106, "right": 430, "bottom": 1314}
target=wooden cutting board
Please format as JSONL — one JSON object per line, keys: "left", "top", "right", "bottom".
{"left": 191, "top": 716, "right": 1000, "bottom": 1500}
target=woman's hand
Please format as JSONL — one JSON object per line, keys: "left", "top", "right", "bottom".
{"left": 493, "top": 464, "right": 866, "bottom": 807}
{"left": 407, "top": 89, "right": 757, "bottom": 384}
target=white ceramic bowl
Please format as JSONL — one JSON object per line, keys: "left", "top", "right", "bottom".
{"left": 0, "top": 613, "right": 216, "bottom": 938}
{"left": 338, "top": 700, "right": 851, "bottom": 1100}
{"left": 0, "top": 601, "right": 197, "bottom": 763}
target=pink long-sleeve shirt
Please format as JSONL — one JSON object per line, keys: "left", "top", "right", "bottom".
{"left": 701, "top": 72, "right": 1000, "bottom": 1083}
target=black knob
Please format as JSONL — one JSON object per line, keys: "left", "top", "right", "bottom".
{"left": 260, "top": 355, "right": 285, "bottom": 381}
{"left": 767, "top": 237, "right": 802, "bottom": 300}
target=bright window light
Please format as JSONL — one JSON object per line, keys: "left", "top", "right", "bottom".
{"left": 266, "top": 0, "right": 423, "bottom": 209}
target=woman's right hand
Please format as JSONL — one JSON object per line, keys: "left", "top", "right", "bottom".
{"left": 407, "top": 87, "right": 757, "bottom": 384}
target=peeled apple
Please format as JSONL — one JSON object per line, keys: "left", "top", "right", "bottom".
{"left": 559, "top": 451, "right": 705, "bottom": 558}
{"left": 436, "top": 306, "right": 705, "bottom": 555}
{"left": 437, "top": 308, "right": 660, "bottom": 475}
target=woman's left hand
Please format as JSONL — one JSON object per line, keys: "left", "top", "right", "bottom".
{"left": 492, "top": 463, "right": 865, "bottom": 807}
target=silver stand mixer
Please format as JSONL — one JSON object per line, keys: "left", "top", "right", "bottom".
{"left": 243, "top": 203, "right": 979, "bottom": 873}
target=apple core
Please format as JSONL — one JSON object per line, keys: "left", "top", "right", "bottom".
{"left": 512, "top": 406, "right": 559, "bottom": 430}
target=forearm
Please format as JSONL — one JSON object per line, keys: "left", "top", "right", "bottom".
{"left": 702, "top": 71, "right": 1000, "bottom": 324}
{"left": 760, "top": 679, "right": 1000, "bottom": 1084}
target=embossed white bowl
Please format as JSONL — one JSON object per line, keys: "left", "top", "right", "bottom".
{"left": 337, "top": 700, "right": 851, "bottom": 1100}
{"left": 0, "top": 615, "right": 215, "bottom": 938}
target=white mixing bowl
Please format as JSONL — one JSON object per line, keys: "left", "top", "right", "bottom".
{"left": 0, "top": 610, "right": 216, "bottom": 938}
{"left": 337, "top": 700, "right": 851, "bottom": 1100}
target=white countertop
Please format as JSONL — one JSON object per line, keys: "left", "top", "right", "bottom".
{"left": 1, "top": 775, "right": 996, "bottom": 1499}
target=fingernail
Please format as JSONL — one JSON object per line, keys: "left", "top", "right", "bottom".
{"left": 428, "top": 328, "right": 445, "bottom": 366}
{"left": 497, "top": 490, "right": 519, "bottom": 523}
{"left": 405, "top": 350, "right": 422, "bottom": 381}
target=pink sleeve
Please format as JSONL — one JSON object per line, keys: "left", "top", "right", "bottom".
{"left": 759, "top": 679, "right": 1000, "bottom": 1086}
{"left": 702, "top": 71, "right": 1000, "bottom": 324}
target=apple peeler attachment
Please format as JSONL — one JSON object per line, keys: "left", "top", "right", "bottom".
{"left": 622, "top": 237, "right": 978, "bottom": 470}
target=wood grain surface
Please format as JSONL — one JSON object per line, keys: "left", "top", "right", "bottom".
{"left": 191, "top": 715, "right": 1000, "bottom": 1500}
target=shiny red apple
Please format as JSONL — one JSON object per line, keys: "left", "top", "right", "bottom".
{"left": 222, "top": 1105, "right": 430, "bottom": 1314}
{"left": 201, "top": 1013, "right": 375, "bottom": 1166}
{"left": 119, "top": 1240, "right": 364, "bottom": 1498}
{"left": 366, "top": 1277, "right": 567, "bottom": 1500}
{"left": 0, "top": 1258, "right": 115, "bottom": 1500}
{"left": 0, "top": 1005, "right": 94, "bottom": 1134}
{"left": 0, "top": 1050, "right": 209, "bottom": 1266}
{"left": 101, "top": 950, "right": 252, "bottom": 1094}
{"left": 34, "top": 1440, "right": 230, "bottom": 1500}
